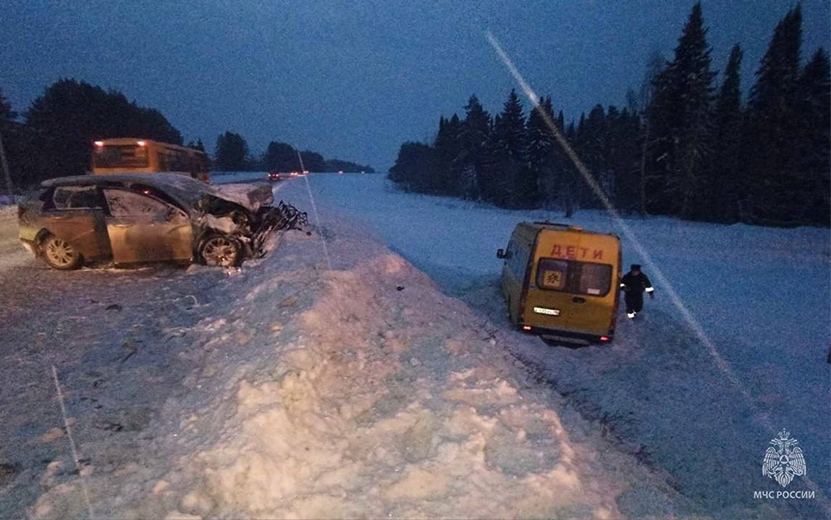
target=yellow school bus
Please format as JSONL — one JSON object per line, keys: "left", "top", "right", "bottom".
{"left": 497, "top": 222, "right": 622, "bottom": 345}
{"left": 91, "top": 138, "right": 210, "bottom": 183}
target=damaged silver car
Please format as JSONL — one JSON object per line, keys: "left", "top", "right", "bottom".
{"left": 17, "top": 173, "right": 307, "bottom": 270}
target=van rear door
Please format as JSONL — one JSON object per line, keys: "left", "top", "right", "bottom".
{"left": 525, "top": 229, "right": 581, "bottom": 330}
{"left": 565, "top": 235, "right": 617, "bottom": 335}
{"left": 528, "top": 257, "right": 574, "bottom": 329}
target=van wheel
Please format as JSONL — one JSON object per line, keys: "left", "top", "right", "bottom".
{"left": 199, "top": 235, "right": 241, "bottom": 267}
{"left": 41, "top": 235, "right": 83, "bottom": 270}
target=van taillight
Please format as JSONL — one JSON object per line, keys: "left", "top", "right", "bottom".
{"left": 599, "top": 336, "right": 610, "bottom": 342}
{"left": 522, "top": 325, "right": 532, "bottom": 331}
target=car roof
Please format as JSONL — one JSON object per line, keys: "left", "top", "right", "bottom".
{"left": 42, "top": 172, "right": 205, "bottom": 189}
{"left": 42, "top": 173, "right": 213, "bottom": 207}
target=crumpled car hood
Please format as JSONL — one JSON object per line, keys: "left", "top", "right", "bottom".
{"left": 209, "top": 183, "right": 274, "bottom": 211}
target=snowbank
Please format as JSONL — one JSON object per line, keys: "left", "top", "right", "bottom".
{"left": 31, "top": 215, "right": 685, "bottom": 519}
{"left": 290, "top": 173, "right": 831, "bottom": 519}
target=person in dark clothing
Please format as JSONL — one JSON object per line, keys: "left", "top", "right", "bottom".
{"left": 620, "top": 264, "right": 654, "bottom": 319}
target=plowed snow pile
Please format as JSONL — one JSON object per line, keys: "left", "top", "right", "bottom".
{"left": 32, "top": 222, "right": 684, "bottom": 519}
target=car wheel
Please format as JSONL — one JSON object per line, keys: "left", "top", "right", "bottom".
{"left": 199, "top": 235, "right": 241, "bottom": 267}
{"left": 41, "top": 235, "right": 82, "bottom": 270}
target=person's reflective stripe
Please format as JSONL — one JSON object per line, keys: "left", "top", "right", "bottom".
{"left": 627, "top": 312, "right": 636, "bottom": 318}
{"left": 645, "top": 287, "right": 654, "bottom": 292}
{"left": 620, "top": 283, "right": 625, "bottom": 288}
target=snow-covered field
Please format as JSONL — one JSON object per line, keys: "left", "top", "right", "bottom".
{"left": 290, "top": 173, "right": 831, "bottom": 519}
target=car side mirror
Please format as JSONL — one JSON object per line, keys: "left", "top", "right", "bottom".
{"left": 496, "top": 248, "right": 505, "bottom": 259}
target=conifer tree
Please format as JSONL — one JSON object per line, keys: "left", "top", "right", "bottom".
{"left": 458, "top": 95, "right": 491, "bottom": 200}
{"left": 490, "top": 90, "right": 531, "bottom": 207}
{"left": 638, "top": 51, "right": 666, "bottom": 216}
{"left": 559, "top": 122, "right": 579, "bottom": 217}
{"left": 0, "top": 90, "right": 16, "bottom": 123}
{"left": 388, "top": 141, "right": 433, "bottom": 191}
{"left": 526, "top": 96, "right": 555, "bottom": 207}
{"left": 479, "top": 115, "right": 501, "bottom": 205}
{"left": 576, "top": 104, "right": 608, "bottom": 208}
{"left": 796, "top": 48, "right": 830, "bottom": 224}
{"left": 263, "top": 141, "right": 299, "bottom": 172}
{"left": 432, "top": 114, "right": 462, "bottom": 195}
{"left": 708, "top": 44, "right": 744, "bottom": 222}
{"left": 745, "top": 4, "right": 806, "bottom": 224}
{"left": 608, "top": 107, "right": 642, "bottom": 212}
{"left": 214, "top": 131, "right": 249, "bottom": 171}
{"left": 649, "top": 2, "right": 716, "bottom": 218}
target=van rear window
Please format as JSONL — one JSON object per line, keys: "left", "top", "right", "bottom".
{"left": 537, "top": 258, "right": 568, "bottom": 290}
{"left": 536, "top": 258, "right": 612, "bottom": 297}
{"left": 578, "top": 262, "right": 612, "bottom": 296}
{"left": 93, "top": 145, "right": 149, "bottom": 168}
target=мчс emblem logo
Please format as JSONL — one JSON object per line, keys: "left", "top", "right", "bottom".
{"left": 762, "top": 429, "right": 806, "bottom": 488}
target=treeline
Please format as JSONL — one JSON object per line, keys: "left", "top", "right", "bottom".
{"left": 214, "top": 131, "right": 375, "bottom": 173}
{"left": 389, "top": 3, "right": 829, "bottom": 227}
{"left": 0, "top": 79, "right": 375, "bottom": 192}
{"left": 0, "top": 79, "right": 184, "bottom": 189}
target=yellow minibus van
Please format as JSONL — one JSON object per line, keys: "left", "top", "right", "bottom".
{"left": 91, "top": 138, "right": 211, "bottom": 183}
{"left": 497, "top": 222, "right": 622, "bottom": 345}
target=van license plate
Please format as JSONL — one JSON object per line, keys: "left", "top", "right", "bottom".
{"left": 533, "top": 307, "right": 560, "bottom": 316}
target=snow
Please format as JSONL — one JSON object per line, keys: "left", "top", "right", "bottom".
{"left": 23, "top": 182, "right": 687, "bottom": 519}
{"left": 285, "top": 173, "right": 831, "bottom": 519}
{"left": 0, "top": 195, "right": 21, "bottom": 207}
{"left": 4, "top": 172, "right": 828, "bottom": 519}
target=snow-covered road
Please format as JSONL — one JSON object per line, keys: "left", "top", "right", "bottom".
{"left": 0, "top": 212, "right": 244, "bottom": 517}
{"left": 0, "top": 206, "right": 33, "bottom": 272}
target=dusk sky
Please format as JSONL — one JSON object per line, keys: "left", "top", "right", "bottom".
{"left": 2, "top": 1, "right": 829, "bottom": 170}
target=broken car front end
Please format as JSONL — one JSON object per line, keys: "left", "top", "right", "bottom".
{"left": 193, "top": 186, "right": 309, "bottom": 266}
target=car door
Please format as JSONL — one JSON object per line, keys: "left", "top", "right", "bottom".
{"left": 102, "top": 188, "right": 193, "bottom": 264}
{"left": 44, "top": 186, "right": 111, "bottom": 261}
{"left": 501, "top": 236, "right": 531, "bottom": 325}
